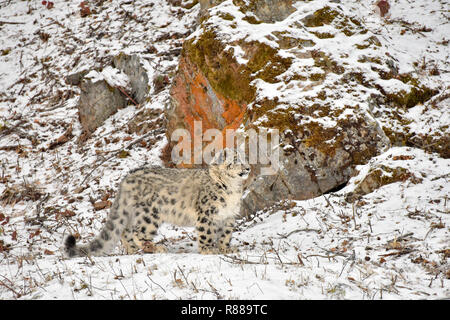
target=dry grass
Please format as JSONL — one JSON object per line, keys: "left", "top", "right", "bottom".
{"left": 0, "top": 181, "right": 44, "bottom": 206}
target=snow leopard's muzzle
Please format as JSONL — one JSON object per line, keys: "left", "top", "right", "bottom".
{"left": 238, "top": 166, "right": 250, "bottom": 178}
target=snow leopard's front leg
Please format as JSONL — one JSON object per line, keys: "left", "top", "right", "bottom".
{"left": 195, "top": 204, "right": 220, "bottom": 254}
{"left": 216, "top": 216, "right": 236, "bottom": 253}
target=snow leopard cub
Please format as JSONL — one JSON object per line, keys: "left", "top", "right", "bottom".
{"left": 64, "top": 152, "right": 250, "bottom": 257}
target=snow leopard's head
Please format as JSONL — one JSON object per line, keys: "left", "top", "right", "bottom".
{"left": 211, "top": 149, "right": 250, "bottom": 179}
{"left": 225, "top": 160, "right": 251, "bottom": 179}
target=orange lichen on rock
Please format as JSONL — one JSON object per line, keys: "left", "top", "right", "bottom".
{"left": 168, "top": 56, "right": 247, "bottom": 165}
{"left": 222, "top": 99, "right": 246, "bottom": 131}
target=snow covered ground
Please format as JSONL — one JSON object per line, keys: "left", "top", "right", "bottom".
{"left": 0, "top": 0, "right": 449, "bottom": 299}
{"left": 1, "top": 146, "right": 449, "bottom": 300}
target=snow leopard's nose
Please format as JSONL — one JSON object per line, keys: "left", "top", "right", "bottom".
{"left": 239, "top": 167, "right": 250, "bottom": 177}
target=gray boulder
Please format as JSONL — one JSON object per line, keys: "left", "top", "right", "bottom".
{"left": 78, "top": 75, "right": 128, "bottom": 139}
{"left": 113, "top": 53, "right": 151, "bottom": 105}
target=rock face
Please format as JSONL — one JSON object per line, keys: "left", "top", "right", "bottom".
{"left": 77, "top": 53, "right": 155, "bottom": 140}
{"left": 343, "top": 148, "right": 426, "bottom": 203}
{"left": 345, "top": 165, "right": 415, "bottom": 203}
{"left": 78, "top": 74, "right": 128, "bottom": 139}
{"left": 200, "top": 0, "right": 297, "bottom": 22}
{"left": 167, "top": 54, "right": 247, "bottom": 145}
{"left": 166, "top": 0, "right": 439, "bottom": 215}
{"left": 113, "top": 53, "right": 151, "bottom": 105}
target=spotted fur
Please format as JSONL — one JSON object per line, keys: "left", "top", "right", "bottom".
{"left": 63, "top": 159, "right": 249, "bottom": 257}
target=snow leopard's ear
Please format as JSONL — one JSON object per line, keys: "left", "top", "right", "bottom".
{"left": 224, "top": 148, "right": 242, "bottom": 165}
{"left": 211, "top": 148, "right": 226, "bottom": 165}
{"left": 211, "top": 148, "right": 240, "bottom": 165}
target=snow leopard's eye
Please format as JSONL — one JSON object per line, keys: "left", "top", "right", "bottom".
{"left": 238, "top": 166, "right": 250, "bottom": 177}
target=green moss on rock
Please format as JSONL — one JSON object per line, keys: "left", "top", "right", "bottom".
{"left": 273, "top": 31, "right": 316, "bottom": 49}
{"left": 302, "top": 6, "right": 367, "bottom": 37}
{"left": 183, "top": 0, "right": 199, "bottom": 10}
{"left": 311, "top": 50, "right": 345, "bottom": 75}
{"left": 346, "top": 165, "right": 423, "bottom": 202}
{"left": 184, "top": 30, "right": 255, "bottom": 102}
{"left": 386, "top": 85, "right": 438, "bottom": 109}
{"left": 302, "top": 6, "right": 339, "bottom": 27}
{"left": 246, "top": 100, "right": 379, "bottom": 161}
{"left": 246, "top": 41, "right": 293, "bottom": 82}
{"left": 219, "top": 12, "right": 235, "bottom": 21}
{"left": 355, "top": 36, "right": 381, "bottom": 50}
{"left": 358, "top": 55, "right": 383, "bottom": 65}
{"left": 310, "top": 73, "right": 326, "bottom": 81}
{"left": 242, "top": 15, "right": 262, "bottom": 24}
{"left": 184, "top": 29, "right": 293, "bottom": 102}
{"left": 311, "top": 31, "right": 335, "bottom": 39}
{"left": 384, "top": 125, "right": 450, "bottom": 159}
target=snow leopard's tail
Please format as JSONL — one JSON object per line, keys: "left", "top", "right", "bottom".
{"left": 63, "top": 224, "right": 123, "bottom": 257}
{"left": 63, "top": 186, "right": 131, "bottom": 257}
{"left": 63, "top": 229, "right": 122, "bottom": 258}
